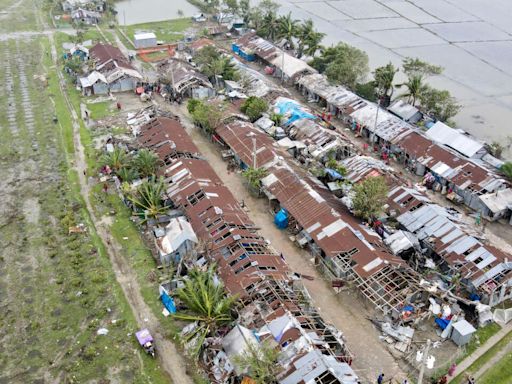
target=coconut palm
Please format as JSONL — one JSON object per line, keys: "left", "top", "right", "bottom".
{"left": 133, "top": 148, "right": 160, "bottom": 178}
{"left": 396, "top": 74, "right": 427, "bottom": 106}
{"left": 258, "top": 11, "right": 280, "bottom": 41}
{"left": 173, "top": 265, "right": 237, "bottom": 357}
{"left": 203, "top": 57, "right": 228, "bottom": 88}
{"left": 296, "top": 19, "right": 324, "bottom": 58}
{"left": 116, "top": 166, "right": 139, "bottom": 182}
{"left": 128, "top": 176, "right": 169, "bottom": 223}
{"left": 277, "top": 13, "right": 298, "bottom": 49}
{"left": 101, "top": 147, "right": 128, "bottom": 173}
{"left": 303, "top": 30, "right": 324, "bottom": 58}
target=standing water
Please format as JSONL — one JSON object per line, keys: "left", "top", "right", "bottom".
{"left": 115, "top": 0, "right": 199, "bottom": 25}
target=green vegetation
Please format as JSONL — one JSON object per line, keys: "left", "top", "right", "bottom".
{"left": 352, "top": 176, "right": 388, "bottom": 221}
{"left": 187, "top": 99, "right": 224, "bottom": 133}
{"left": 450, "top": 329, "right": 512, "bottom": 384}
{"left": 233, "top": 341, "right": 280, "bottom": 384}
{"left": 173, "top": 265, "right": 237, "bottom": 357}
{"left": 194, "top": 45, "right": 240, "bottom": 85}
{"left": 242, "top": 167, "right": 268, "bottom": 189}
{"left": 128, "top": 176, "right": 170, "bottom": 223}
{"left": 0, "top": 27, "right": 167, "bottom": 381}
{"left": 86, "top": 100, "right": 113, "bottom": 119}
{"left": 499, "top": 162, "right": 512, "bottom": 181}
{"left": 478, "top": 350, "right": 512, "bottom": 384}
{"left": 121, "top": 18, "right": 192, "bottom": 43}
{"left": 241, "top": 96, "right": 268, "bottom": 122}
{"left": 310, "top": 43, "right": 369, "bottom": 90}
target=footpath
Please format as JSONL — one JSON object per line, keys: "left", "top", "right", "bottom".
{"left": 448, "top": 321, "right": 512, "bottom": 382}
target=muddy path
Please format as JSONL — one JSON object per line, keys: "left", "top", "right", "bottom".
{"left": 47, "top": 30, "right": 193, "bottom": 384}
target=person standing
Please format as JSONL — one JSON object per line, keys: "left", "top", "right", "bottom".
{"left": 377, "top": 373, "right": 385, "bottom": 384}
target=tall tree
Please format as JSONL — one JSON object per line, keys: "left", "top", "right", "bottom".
{"left": 241, "top": 96, "right": 268, "bottom": 122}
{"left": 418, "top": 87, "right": 461, "bottom": 123}
{"left": 259, "top": 0, "right": 280, "bottom": 15}
{"left": 133, "top": 148, "right": 160, "bottom": 178}
{"left": 258, "top": 11, "right": 280, "bottom": 41}
{"left": 352, "top": 176, "right": 388, "bottom": 221}
{"left": 224, "top": 0, "right": 238, "bottom": 15}
{"left": 296, "top": 19, "right": 324, "bottom": 58}
{"left": 232, "top": 341, "right": 280, "bottom": 384}
{"left": 310, "top": 43, "right": 369, "bottom": 89}
{"left": 173, "top": 265, "right": 237, "bottom": 357}
{"left": 396, "top": 74, "right": 427, "bottom": 106}
{"left": 402, "top": 57, "right": 443, "bottom": 78}
{"left": 373, "top": 62, "right": 398, "bottom": 101}
{"left": 277, "top": 13, "right": 299, "bottom": 49}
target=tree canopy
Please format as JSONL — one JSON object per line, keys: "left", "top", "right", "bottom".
{"left": 133, "top": 148, "right": 160, "bottom": 179}
{"left": 241, "top": 96, "right": 268, "bottom": 122}
{"left": 188, "top": 99, "right": 224, "bottom": 133}
{"left": 352, "top": 176, "right": 388, "bottom": 221}
{"left": 128, "top": 176, "right": 169, "bottom": 223}
{"left": 402, "top": 57, "right": 443, "bottom": 78}
{"left": 173, "top": 265, "right": 237, "bottom": 357}
{"left": 373, "top": 62, "right": 398, "bottom": 101}
{"left": 242, "top": 167, "right": 268, "bottom": 189}
{"left": 232, "top": 341, "right": 280, "bottom": 384}
{"left": 500, "top": 162, "right": 512, "bottom": 181}
{"left": 418, "top": 87, "right": 461, "bottom": 123}
{"left": 310, "top": 43, "right": 369, "bottom": 89}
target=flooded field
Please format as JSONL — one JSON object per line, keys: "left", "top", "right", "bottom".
{"left": 115, "top": 0, "right": 199, "bottom": 25}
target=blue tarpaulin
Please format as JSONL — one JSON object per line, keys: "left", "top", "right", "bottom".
{"left": 160, "top": 291, "right": 176, "bottom": 314}
{"left": 435, "top": 317, "right": 450, "bottom": 330}
{"left": 275, "top": 99, "right": 316, "bottom": 126}
{"left": 325, "top": 168, "right": 344, "bottom": 180}
{"left": 274, "top": 209, "right": 288, "bottom": 229}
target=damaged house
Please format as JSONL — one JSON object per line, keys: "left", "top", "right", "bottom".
{"left": 137, "top": 116, "right": 359, "bottom": 383}
{"left": 81, "top": 43, "right": 142, "bottom": 95}
{"left": 157, "top": 58, "right": 214, "bottom": 99}
{"left": 395, "top": 130, "right": 508, "bottom": 210}
{"left": 388, "top": 186, "right": 512, "bottom": 307}
{"left": 233, "top": 33, "right": 316, "bottom": 83}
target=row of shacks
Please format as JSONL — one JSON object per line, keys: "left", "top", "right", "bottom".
{"left": 136, "top": 117, "right": 359, "bottom": 384}
{"left": 209, "top": 92, "right": 512, "bottom": 312}
{"left": 153, "top": 33, "right": 512, "bottom": 312}
{"left": 228, "top": 33, "right": 512, "bottom": 223}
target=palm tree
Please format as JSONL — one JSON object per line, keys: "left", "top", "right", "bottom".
{"left": 296, "top": 19, "right": 324, "bottom": 58}
{"left": 128, "top": 176, "right": 169, "bottom": 223}
{"left": 133, "top": 148, "right": 160, "bottom": 178}
{"left": 232, "top": 341, "right": 280, "bottom": 384}
{"left": 303, "top": 31, "right": 324, "bottom": 58}
{"left": 396, "top": 74, "right": 427, "bottom": 106}
{"left": 258, "top": 11, "right": 279, "bottom": 41}
{"left": 101, "top": 147, "right": 128, "bottom": 173}
{"left": 173, "top": 265, "right": 237, "bottom": 357}
{"left": 277, "top": 13, "right": 298, "bottom": 49}
{"left": 117, "top": 167, "right": 139, "bottom": 182}
{"left": 373, "top": 62, "right": 398, "bottom": 102}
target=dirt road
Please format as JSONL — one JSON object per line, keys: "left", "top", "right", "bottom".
{"left": 47, "top": 32, "right": 193, "bottom": 384}
{"left": 164, "top": 101, "right": 408, "bottom": 383}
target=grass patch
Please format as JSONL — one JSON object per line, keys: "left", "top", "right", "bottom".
{"left": 478, "top": 349, "right": 512, "bottom": 384}
{"left": 86, "top": 100, "right": 114, "bottom": 120}
{"left": 463, "top": 323, "right": 502, "bottom": 358}
{"left": 451, "top": 329, "right": 512, "bottom": 384}
{"left": 121, "top": 18, "right": 192, "bottom": 44}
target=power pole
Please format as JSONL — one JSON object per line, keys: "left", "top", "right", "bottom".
{"left": 281, "top": 48, "right": 285, "bottom": 83}
{"left": 417, "top": 339, "right": 431, "bottom": 384}
{"left": 252, "top": 135, "right": 257, "bottom": 169}
{"left": 371, "top": 95, "right": 381, "bottom": 144}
